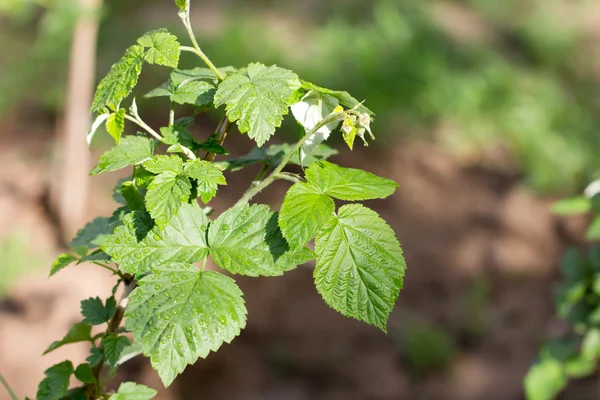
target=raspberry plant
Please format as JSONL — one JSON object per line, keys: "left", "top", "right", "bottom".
{"left": 35, "top": 1, "right": 406, "bottom": 398}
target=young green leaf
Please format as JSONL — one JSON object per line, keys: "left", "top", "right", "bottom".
{"left": 144, "top": 81, "right": 174, "bottom": 99}
{"left": 171, "top": 80, "right": 215, "bottom": 107}
{"left": 305, "top": 161, "right": 398, "bottom": 201}
{"left": 80, "top": 250, "right": 112, "bottom": 264}
{"left": 36, "top": 361, "right": 74, "bottom": 400}
{"left": 143, "top": 155, "right": 184, "bottom": 174}
{"left": 524, "top": 357, "right": 568, "bottom": 400}
{"left": 106, "top": 108, "right": 126, "bottom": 143}
{"left": 102, "top": 335, "right": 132, "bottom": 367}
{"left": 300, "top": 81, "right": 373, "bottom": 116}
{"left": 120, "top": 181, "right": 145, "bottom": 211}
{"left": 145, "top": 172, "right": 192, "bottom": 229}
{"left": 183, "top": 159, "right": 226, "bottom": 203}
{"left": 137, "top": 29, "right": 180, "bottom": 68}
{"left": 49, "top": 253, "right": 79, "bottom": 277}
{"left": 160, "top": 123, "right": 199, "bottom": 149}
{"left": 86, "top": 347, "right": 104, "bottom": 368}
{"left": 44, "top": 323, "right": 92, "bottom": 355}
{"left": 91, "top": 135, "right": 154, "bottom": 175}
{"left": 80, "top": 296, "right": 117, "bottom": 325}
{"left": 174, "top": 0, "right": 188, "bottom": 11}
{"left": 214, "top": 63, "right": 301, "bottom": 147}
{"left": 126, "top": 266, "right": 247, "bottom": 386}
{"left": 91, "top": 45, "right": 145, "bottom": 113}
{"left": 314, "top": 204, "right": 405, "bottom": 331}
{"left": 73, "top": 364, "right": 95, "bottom": 384}
{"left": 109, "top": 382, "right": 157, "bottom": 400}
{"left": 208, "top": 204, "right": 313, "bottom": 276}
{"left": 279, "top": 183, "right": 335, "bottom": 251}
{"left": 103, "top": 206, "right": 209, "bottom": 275}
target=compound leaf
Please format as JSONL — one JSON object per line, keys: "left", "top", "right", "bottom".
{"left": 279, "top": 183, "right": 335, "bottom": 251}
{"left": 183, "top": 159, "right": 226, "bottom": 203}
{"left": 145, "top": 172, "right": 191, "bottom": 229}
{"left": 36, "top": 361, "right": 74, "bottom": 400}
{"left": 91, "top": 45, "right": 144, "bottom": 112}
{"left": 80, "top": 296, "right": 117, "bottom": 325}
{"left": 214, "top": 63, "right": 300, "bottom": 147}
{"left": 305, "top": 161, "right": 398, "bottom": 201}
{"left": 44, "top": 323, "right": 92, "bottom": 355}
{"left": 103, "top": 206, "right": 209, "bottom": 275}
{"left": 91, "top": 136, "right": 154, "bottom": 175}
{"left": 314, "top": 204, "right": 405, "bottom": 331}
{"left": 137, "top": 29, "right": 180, "bottom": 68}
{"left": 109, "top": 382, "right": 157, "bottom": 400}
{"left": 125, "top": 266, "right": 247, "bottom": 386}
{"left": 49, "top": 253, "right": 79, "bottom": 277}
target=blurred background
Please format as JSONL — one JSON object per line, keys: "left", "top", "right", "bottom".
{"left": 1, "top": 0, "right": 600, "bottom": 398}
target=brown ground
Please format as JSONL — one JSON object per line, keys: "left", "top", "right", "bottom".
{"left": 0, "top": 113, "right": 597, "bottom": 399}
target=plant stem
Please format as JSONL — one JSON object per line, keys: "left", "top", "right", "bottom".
{"left": 180, "top": 9, "right": 225, "bottom": 81}
{"left": 92, "top": 262, "right": 124, "bottom": 279}
{"left": 203, "top": 116, "right": 230, "bottom": 161}
{"left": 169, "top": 101, "right": 175, "bottom": 126}
{"left": 0, "top": 373, "right": 18, "bottom": 400}
{"left": 234, "top": 111, "right": 344, "bottom": 207}
{"left": 125, "top": 114, "right": 163, "bottom": 141}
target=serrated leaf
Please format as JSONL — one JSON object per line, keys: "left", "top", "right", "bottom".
{"left": 110, "top": 382, "right": 157, "bottom": 400}
{"left": 80, "top": 250, "right": 112, "bottom": 264}
{"left": 91, "top": 136, "right": 154, "bottom": 175}
{"left": 103, "top": 206, "right": 209, "bottom": 275}
{"left": 44, "top": 322, "right": 92, "bottom": 355}
{"left": 144, "top": 81, "right": 174, "bottom": 99}
{"left": 300, "top": 81, "right": 373, "bottom": 116}
{"left": 172, "top": 80, "right": 215, "bottom": 107}
{"left": 214, "top": 63, "right": 300, "bottom": 147}
{"left": 86, "top": 347, "right": 104, "bottom": 367}
{"left": 137, "top": 29, "right": 180, "bottom": 68}
{"left": 36, "top": 361, "right": 73, "bottom": 400}
{"left": 125, "top": 266, "right": 247, "bottom": 386}
{"left": 143, "top": 155, "right": 184, "bottom": 174}
{"left": 208, "top": 204, "right": 313, "bottom": 276}
{"left": 183, "top": 159, "right": 226, "bottom": 203}
{"left": 314, "top": 204, "right": 405, "bottom": 331}
{"left": 160, "top": 124, "right": 199, "bottom": 149}
{"left": 92, "top": 45, "right": 145, "bottom": 112}
{"left": 49, "top": 253, "right": 79, "bottom": 277}
{"left": 74, "top": 363, "right": 95, "bottom": 384}
{"left": 120, "top": 181, "right": 145, "bottom": 211}
{"left": 106, "top": 108, "right": 126, "bottom": 143}
{"left": 279, "top": 183, "right": 335, "bottom": 251}
{"left": 69, "top": 215, "right": 124, "bottom": 250}
{"left": 305, "top": 161, "right": 398, "bottom": 201}
{"left": 145, "top": 172, "right": 192, "bottom": 229}
{"left": 103, "top": 335, "right": 131, "bottom": 367}
{"left": 81, "top": 296, "right": 117, "bottom": 325}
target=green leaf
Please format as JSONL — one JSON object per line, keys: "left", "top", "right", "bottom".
{"left": 81, "top": 296, "right": 117, "bottom": 325}
{"left": 551, "top": 196, "right": 591, "bottom": 215}
{"left": 160, "top": 124, "right": 199, "bottom": 149}
{"left": 117, "top": 343, "right": 143, "bottom": 366}
{"left": 305, "top": 161, "right": 398, "bottom": 201}
{"left": 174, "top": 0, "right": 188, "bottom": 11}
{"left": 143, "top": 155, "right": 183, "bottom": 174}
{"left": 183, "top": 159, "right": 226, "bottom": 203}
{"left": 300, "top": 81, "right": 373, "bottom": 116}
{"left": 208, "top": 204, "right": 314, "bottom": 276}
{"left": 137, "top": 29, "right": 180, "bottom": 68}
{"left": 110, "top": 382, "right": 157, "bottom": 400}
{"left": 144, "top": 81, "right": 173, "bottom": 99}
{"left": 217, "top": 148, "right": 267, "bottom": 172}
{"left": 214, "top": 63, "right": 301, "bottom": 147}
{"left": 582, "top": 328, "right": 600, "bottom": 360}
{"left": 586, "top": 216, "right": 600, "bottom": 240}
{"left": 36, "top": 361, "right": 74, "bottom": 400}
{"left": 91, "top": 45, "right": 145, "bottom": 113}
{"left": 103, "top": 206, "right": 209, "bottom": 275}
{"left": 80, "top": 250, "right": 112, "bottom": 264}
{"left": 44, "top": 322, "right": 92, "bottom": 355}
{"left": 86, "top": 347, "right": 104, "bottom": 368}
{"left": 560, "top": 248, "right": 589, "bottom": 282}
{"left": 126, "top": 266, "right": 247, "bottom": 386}
{"left": 279, "top": 183, "right": 335, "bottom": 251}
{"left": 564, "top": 354, "right": 596, "bottom": 378}
{"left": 197, "top": 134, "right": 228, "bottom": 154}
{"left": 266, "top": 143, "right": 338, "bottom": 167}
{"left": 120, "top": 181, "right": 145, "bottom": 211}
{"left": 170, "top": 67, "right": 235, "bottom": 86}
{"left": 524, "top": 357, "right": 567, "bottom": 400}
{"left": 91, "top": 136, "right": 154, "bottom": 175}
{"left": 171, "top": 80, "right": 215, "bottom": 107}
{"left": 145, "top": 172, "right": 192, "bottom": 229}
{"left": 87, "top": 113, "right": 109, "bottom": 145}
{"left": 73, "top": 363, "right": 95, "bottom": 384}
{"left": 102, "top": 335, "right": 132, "bottom": 367}
{"left": 106, "top": 108, "right": 126, "bottom": 143}
{"left": 314, "top": 204, "right": 405, "bottom": 331}
{"left": 49, "top": 253, "right": 79, "bottom": 277}
{"left": 69, "top": 215, "right": 123, "bottom": 250}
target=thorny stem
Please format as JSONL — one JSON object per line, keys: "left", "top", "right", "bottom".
{"left": 234, "top": 111, "right": 345, "bottom": 207}
{"left": 180, "top": 8, "right": 225, "bottom": 81}
{"left": 124, "top": 114, "right": 163, "bottom": 141}
{"left": 87, "top": 277, "right": 136, "bottom": 397}
{"left": 0, "top": 373, "right": 18, "bottom": 400}
{"left": 202, "top": 116, "right": 230, "bottom": 161}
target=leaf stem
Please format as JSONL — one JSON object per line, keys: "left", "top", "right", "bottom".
{"left": 125, "top": 114, "right": 163, "bottom": 141}
{"left": 92, "top": 262, "right": 124, "bottom": 279}
{"left": 203, "top": 116, "right": 230, "bottom": 161}
{"left": 0, "top": 373, "right": 18, "bottom": 400}
{"left": 234, "top": 111, "right": 345, "bottom": 207}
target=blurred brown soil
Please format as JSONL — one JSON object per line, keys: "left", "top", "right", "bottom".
{"left": 0, "top": 114, "right": 596, "bottom": 399}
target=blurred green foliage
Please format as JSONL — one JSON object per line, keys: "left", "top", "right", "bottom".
{"left": 2, "top": 0, "right": 600, "bottom": 192}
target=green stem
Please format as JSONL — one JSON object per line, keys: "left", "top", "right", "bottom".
{"left": 180, "top": 8, "right": 225, "bottom": 81}
{"left": 202, "top": 116, "right": 230, "bottom": 161}
{"left": 0, "top": 373, "right": 17, "bottom": 400}
{"left": 92, "top": 262, "right": 124, "bottom": 279}
{"left": 234, "top": 111, "right": 344, "bottom": 207}
{"left": 125, "top": 114, "right": 163, "bottom": 141}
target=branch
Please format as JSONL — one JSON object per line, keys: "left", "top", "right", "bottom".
{"left": 124, "top": 114, "right": 163, "bottom": 141}
{"left": 234, "top": 111, "right": 345, "bottom": 207}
